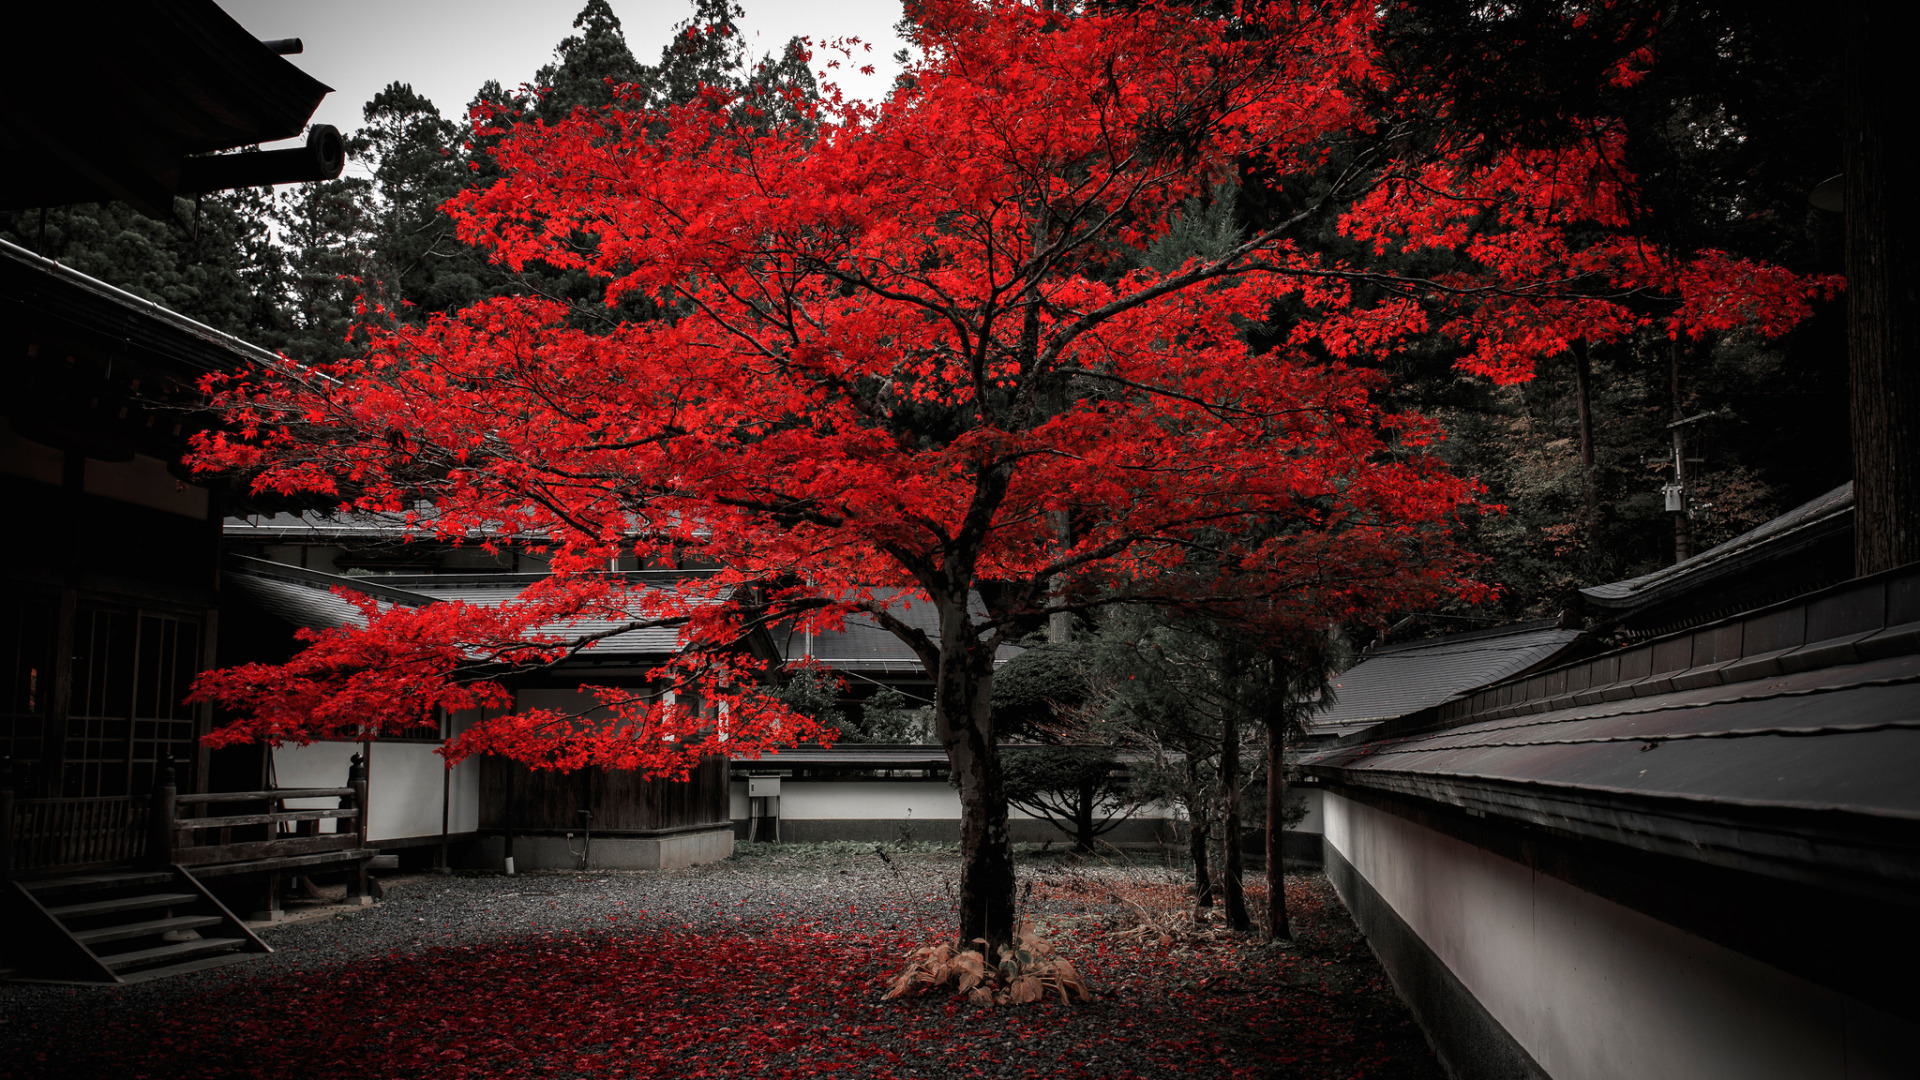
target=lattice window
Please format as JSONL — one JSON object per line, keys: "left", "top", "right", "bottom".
{"left": 63, "top": 607, "right": 201, "bottom": 798}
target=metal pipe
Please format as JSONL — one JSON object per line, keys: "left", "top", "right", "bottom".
{"left": 260, "top": 38, "right": 303, "bottom": 55}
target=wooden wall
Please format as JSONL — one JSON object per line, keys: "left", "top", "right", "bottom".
{"left": 478, "top": 755, "right": 728, "bottom": 834}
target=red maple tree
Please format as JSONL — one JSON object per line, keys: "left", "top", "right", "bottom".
{"left": 190, "top": 0, "right": 1831, "bottom": 949}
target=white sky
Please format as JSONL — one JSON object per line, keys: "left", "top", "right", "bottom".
{"left": 220, "top": 1, "right": 909, "bottom": 154}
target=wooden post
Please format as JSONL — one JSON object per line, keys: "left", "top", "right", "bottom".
{"left": 348, "top": 752, "right": 372, "bottom": 904}
{"left": 2, "top": 756, "right": 15, "bottom": 882}
{"left": 147, "top": 754, "right": 178, "bottom": 870}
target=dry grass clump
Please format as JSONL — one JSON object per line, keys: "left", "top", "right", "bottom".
{"left": 884, "top": 922, "right": 1092, "bottom": 1006}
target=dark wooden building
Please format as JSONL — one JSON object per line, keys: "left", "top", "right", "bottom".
{"left": 2, "top": 0, "right": 352, "bottom": 983}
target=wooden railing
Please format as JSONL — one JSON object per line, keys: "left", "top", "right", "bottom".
{"left": 4, "top": 795, "right": 151, "bottom": 874}
{"left": 2, "top": 754, "right": 370, "bottom": 878}
{"left": 162, "top": 757, "right": 370, "bottom": 869}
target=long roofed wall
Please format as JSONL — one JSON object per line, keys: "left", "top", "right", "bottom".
{"left": 1300, "top": 559, "right": 1920, "bottom": 1078}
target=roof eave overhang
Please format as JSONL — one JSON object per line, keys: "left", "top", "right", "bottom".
{"left": 1300, "top": 766, "right": 1918, "bottom": 907}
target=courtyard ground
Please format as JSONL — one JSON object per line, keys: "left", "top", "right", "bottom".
{"left": 0, "top": 845, "right": 1441, "bottom": 1079}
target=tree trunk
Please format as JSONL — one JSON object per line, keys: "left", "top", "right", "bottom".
{"left": 1189, "top": 811, "right": 1214, "bottom": 909}
{"left": 1220, "top": 701, "right": 1249, "bottom": 931}
{"left": 1264, "top": 714, "right": 1289, "bottom": 940}
{"left": 1074, "top": 781, "right": 1096, "bottom": 853}
{"left": 1846, "top": 3, "right": 1920, "bottom": 575}
{"left": 1047, "top": 510, "right": 1074, "bottom": 644}
{"left": 936, "top": 596, "right": 1017, "bottom": 951}
{"left": 1572, "top": 339, "right": 1596, "bottom": 471}
{"left": 1186, "top": 755, "right": 1213, "bottom": 908}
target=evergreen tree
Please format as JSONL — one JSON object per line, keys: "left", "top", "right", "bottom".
{"left": 1, "top": 193, "right": 270, "bottom": 340}
{"left": 353, "top": 83, "right": 486, "bottom": 317}
{"left": 652, "top": 0, "right": 747, "bottom": 112}
{"left": 270, "top": 176, "right": 376, "bottom": 363}
{"left": 533, "top": 0, "right": 649, "bottom": 122}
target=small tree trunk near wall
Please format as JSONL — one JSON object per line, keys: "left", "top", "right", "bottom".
{"left": 1572, "top": 338, "right": 1599, "bottom": 566}
{"left": 1047, "top": 509, "right": 1074, "bottom": 644}
{"left": 1220, "top": 698, "right": 1249, "bottom": 932}
{"left": 1670, "top": 341, "right": 1693, "bottom": 565}
{"left": 1187, "top": 756, "right": 1213, "bottom": 909}
{"left": 1264, "top": 714, "right": 1289, "bottom": 940}
{"left": 1074, "top": 780, "right": 1096, "bottom": 853}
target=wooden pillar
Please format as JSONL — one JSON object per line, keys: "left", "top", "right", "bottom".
{"left": 147, "top": 754, "right": 177, "bottom": 870}
{"left": 251, "top": 872, "right": 283, "bottom": 923}
{"left": 194, "top": 607, "right": 218, "bottom": 795}
{"left": 348, "top": 752, "right": 371, "bottom": 905}
{"left": 1, "top": 756, "right": 14, "bottom": 882}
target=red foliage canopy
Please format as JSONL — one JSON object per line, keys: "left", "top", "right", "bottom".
{"left": 188, "top": 0, "right": 1830, "bottom": 786}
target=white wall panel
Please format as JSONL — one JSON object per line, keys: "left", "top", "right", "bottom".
{"left": 271, "top": 740, "right": 477, "bottom": 843}
{"left": 775, "top": 781, "right": 964, "bottom": 820}
{"left": 1323, "top": 792, "right": 1916, "bottom": 1080}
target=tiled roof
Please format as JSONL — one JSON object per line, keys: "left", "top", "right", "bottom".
{"left": 225, "top": 509, "right": 431, "bottom": 540}
{"left": 732, "top": 745, "right": 952, "bottom": 769}
{"left": 1307, "top": 621, "right": 1586, "bottom": 737}
{"left": 3, "top": 237, "right": 281, "bottom": 375}
{"left": 229, "top": 557, "right": 1015, "bottom": 672}
{"left": 226, "top": 568, "right": 410, "bottom": 634}
{"left": 1580, "top": 482, "right": 1852, "bottom": 610}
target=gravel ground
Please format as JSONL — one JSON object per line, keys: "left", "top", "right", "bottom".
{"left": 0, "top": 846, "right": 1441, "bottom": 1079}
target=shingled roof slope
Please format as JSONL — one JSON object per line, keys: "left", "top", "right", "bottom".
{"left": 1308, "top": 621, "right": 1586, "bottom": 737}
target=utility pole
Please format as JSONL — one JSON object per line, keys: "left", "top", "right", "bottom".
{"left": 1666, "top": 411, "right": 1717, "bottom": 565}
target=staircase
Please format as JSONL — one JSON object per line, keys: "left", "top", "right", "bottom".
{"left": 4, "top": 867, "right": 270, "bottom": 984}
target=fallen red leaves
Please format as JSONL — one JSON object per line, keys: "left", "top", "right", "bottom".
{"left": 17, "top": 875, "right": 1436, "bottom": 1080}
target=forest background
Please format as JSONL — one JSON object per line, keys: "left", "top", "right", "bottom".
{"left": 2, "top": 0, "right": 1851, "bottom": 632}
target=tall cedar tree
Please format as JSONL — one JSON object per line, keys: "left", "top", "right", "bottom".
{"left": 189, "top": 0, "right": 1828, "bottom": 951}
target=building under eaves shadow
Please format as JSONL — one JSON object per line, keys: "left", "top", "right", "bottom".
{"left": 220, "top": 554, "right": 760, "bottom": 875}
{"left": 1291, "top": 491, "right": 1918, "bottom": 1079}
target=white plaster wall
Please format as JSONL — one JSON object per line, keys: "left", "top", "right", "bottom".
{"left": 728, "top": 778, "right": 1192, "bottom": 825}
{"left": 271, "top": 740, "right": 479, "bottom": 843}
{"left": 1291, "top": 786, "right": 1324, "bottom": 834}
{"left": 1323, "top": 792, "right": 1916, "bottom": 1080}
{"left": 761, "top": 781, "right": 964, "bottom": 820}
